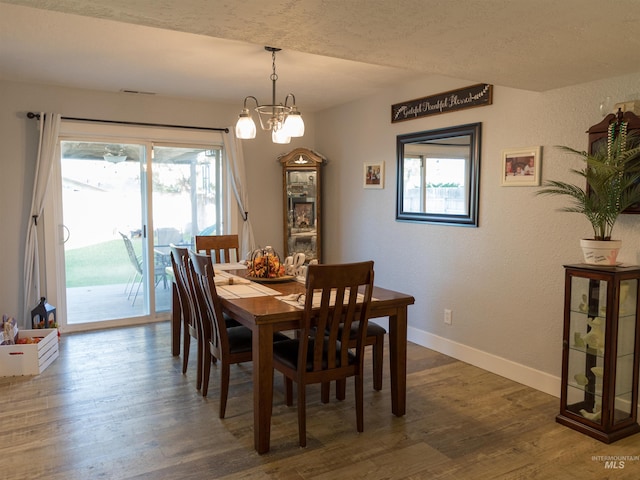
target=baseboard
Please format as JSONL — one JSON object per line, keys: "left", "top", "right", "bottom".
{"left": 407, "top": 326, "right": 561, "bottom": 398}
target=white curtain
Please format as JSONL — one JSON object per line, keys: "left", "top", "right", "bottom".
{"left": 223, "top": 128, "right": 256, "bottom": 259}
{"left": 22, "top": 113, "right": 61, "bottom": 327}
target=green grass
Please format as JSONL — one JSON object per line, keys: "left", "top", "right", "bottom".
{"left": 65, "top": 239, "right": 138, "bottom": 287}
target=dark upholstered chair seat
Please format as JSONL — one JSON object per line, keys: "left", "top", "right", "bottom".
{"left": 227, "top": 325, "right": 288, "bottom": 354}
{"left": 273, "top": 338, "right": 354, "bottom": 371}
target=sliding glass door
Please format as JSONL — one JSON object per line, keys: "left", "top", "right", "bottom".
{"left": 151, "top": 144, "right": 223, "bottom": 312}
{"left": 56, "top": 133, "right": 226, "bottom": 330}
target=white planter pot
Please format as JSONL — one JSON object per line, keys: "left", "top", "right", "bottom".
{"left": 580, "top": 239, "right": 622, "bottom": 265}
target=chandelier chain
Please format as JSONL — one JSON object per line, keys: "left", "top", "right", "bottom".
{"left": 271, "top": 50, "right": 278, "bottom": 82}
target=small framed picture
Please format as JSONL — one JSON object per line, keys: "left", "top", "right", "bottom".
{"left": 364, "top": 162, "right": 384, "bottom": 189}
{"left": 501, "top": 146, "right": 541, "bottom": 186}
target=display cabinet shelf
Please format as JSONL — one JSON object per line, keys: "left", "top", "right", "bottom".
{"left": 557, "top": 264, "right": 640, "bottom": 443}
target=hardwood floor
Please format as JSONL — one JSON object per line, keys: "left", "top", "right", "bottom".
{"left": 2, "top": 322, "right": 640, "bottom": 479}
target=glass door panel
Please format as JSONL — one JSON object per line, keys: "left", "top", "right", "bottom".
{"left": 61, "top": 141, "right": 150, "bottom": 324}
{"left": 151, "top": 145, "right": 223, "bottom": 311}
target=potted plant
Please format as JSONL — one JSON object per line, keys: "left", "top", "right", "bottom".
{"left": 537, "top": 130, "right": 640, "bottom": 265}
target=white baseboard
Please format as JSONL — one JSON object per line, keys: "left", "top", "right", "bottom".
{"left": 407, "top": 326, "right": 561, "bottom": 398}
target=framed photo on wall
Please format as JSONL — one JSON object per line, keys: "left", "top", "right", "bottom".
{"left": 364, "top": 162, "right": 384, "bottom": 189}
{"left": 501, "top": 146, "right": 541, "bottom": 186}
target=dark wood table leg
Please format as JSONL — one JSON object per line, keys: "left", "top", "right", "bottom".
{"left": 388, "top": 307, "right": 407, "bottom": 416}
{"left": 253, "top": 323, "right": 275, "bottom": 454}
{"left": 171, "top": 283, "right": 180, "bottom": 356}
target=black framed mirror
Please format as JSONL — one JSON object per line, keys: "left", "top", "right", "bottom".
{"left": 396, "top": 122, "right": 481, "bottom": 226}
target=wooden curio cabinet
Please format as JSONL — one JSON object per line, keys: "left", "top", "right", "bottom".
{"left": 557, "top": 264, "right": 640, "bottom": 443}
{"left": 279, "top": 148, "right": 326, "bottom": 262}
{"left": 587, "top": 109, "right": 640, "bottom": 214}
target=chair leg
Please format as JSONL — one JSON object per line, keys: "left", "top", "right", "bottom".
{"left": 219, "top": 362, "right": 230, "bottom": 419}
{"left": 356, "top": 374, "right": 364, "bottom": 433}
{"left": 321, "top": 382, "right": 330, "bottom": 403}
{"left": 284, "top": 375, "right": 293, "bottom": 406}
{"left": 124, "top": 272, "right": 134, "bottom": 295}
{"left": 298, "top": 383, "right": 307, "bottom": 447}
{"left": 131, "top": 277, "right": 143, "bottom": 306}
{"left": 373, "top": 336, "right": 384, "bottom": 391}
{"left": 182, "top": 329, "right": 190, "bottom": 374}
{"left": 336, "top": 379, "right": 346, "bottom": 401}
{"left": 197, "top": 337, "right": 205, "bottom": 392}
{"left": 202, "top": 349, "right": 212, "bottom": 397}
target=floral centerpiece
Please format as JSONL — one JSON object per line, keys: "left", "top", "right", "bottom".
{"left": 247, "top": 246, "right": 286, "bottom": 279}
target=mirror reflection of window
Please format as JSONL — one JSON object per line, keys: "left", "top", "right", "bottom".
{"left": 424, "top": 157, "right": 466, "bottom": 214}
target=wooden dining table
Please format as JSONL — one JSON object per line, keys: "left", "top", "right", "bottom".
{"left": 170, "top": 270, "right": 415, "bottom": 454}
{"left": 226, "top": 274, "right": 414, "bottom": 453}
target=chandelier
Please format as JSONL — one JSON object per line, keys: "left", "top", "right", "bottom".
{"left": 235, "top": 46, "right": 305, "bottom": 144}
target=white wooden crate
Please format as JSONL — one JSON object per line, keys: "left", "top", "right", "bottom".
{"left": 0, "top": 329, "right": 59, "bottom": 376}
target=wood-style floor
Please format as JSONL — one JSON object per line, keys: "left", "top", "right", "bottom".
{"left": 2, "top": 322, "right": 640, "bottom": 479}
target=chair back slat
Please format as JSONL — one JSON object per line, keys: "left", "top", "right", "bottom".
{"left": 195, "top": 234, "right": 240, "bottom": 263}
{"left": 301, "top": 261, "right": 374, "bottom": 375}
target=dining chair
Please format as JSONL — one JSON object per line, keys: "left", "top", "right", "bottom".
{"left": 187, "top": 251, "right": 288, "bottom": 418}
{"left": 195, "top": 234, "right": 240, "bottom": 264}
{"left": 170, "top": 245, "right": 203, "bottom": 387}
{"left": 272, "top": 260, "right": 375, "bottom": 447}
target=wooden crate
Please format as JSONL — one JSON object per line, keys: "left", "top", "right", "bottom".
{"left": 0, "top": 329, "right": 59, "bottom": 376}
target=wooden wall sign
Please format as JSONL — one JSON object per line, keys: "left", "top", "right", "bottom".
{"left": 391, "top": 83, "right": 493, "bottom": 123}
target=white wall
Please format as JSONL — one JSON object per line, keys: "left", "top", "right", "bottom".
{"left": 4, "top": 72, "right": 640, "bottom": 398}
{"left": 0, "top": 80, "right": 313, "bottom": 323}
{"left": 315, "top": 72, "right": 640, "bottom": 396}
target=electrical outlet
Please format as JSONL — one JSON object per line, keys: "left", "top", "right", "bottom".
{"left": 444, "top": 309, "right": 452, "bottom": 325}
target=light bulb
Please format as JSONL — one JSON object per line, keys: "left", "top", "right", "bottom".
{"left": 283, "top": 110, "right": 305, "bottom": 137}
{"left": 235, "top": 109, "right": 256, "bottom": 139}
{"left": 272, "top": 128, "right": 291, "bottom": 144}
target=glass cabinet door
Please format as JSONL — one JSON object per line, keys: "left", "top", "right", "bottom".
{"left": 286, "top": 169, "right": 318, "bottom": 260}
{"left": 614, "top": 279, "right": 638, "bottom": 423}
{"left": 566, "top": 276, "right": 606, "bottom": 423}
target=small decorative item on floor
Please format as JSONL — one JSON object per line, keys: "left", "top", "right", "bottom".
{"left": 2, "top": 315, "right": 18, "bottom": 345}
{"left": 247, "top": 246, "right": 287, "bottom": 280}
{"left": 31, "top": 297, "right": 57, "bottom": 330}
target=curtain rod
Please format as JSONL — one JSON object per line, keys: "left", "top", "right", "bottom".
{"left": 26, "top": 112, "right": 229, "bottom": 133}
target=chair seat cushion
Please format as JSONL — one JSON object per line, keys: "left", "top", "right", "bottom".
{"left": 338, "top": 321, "right": 386, "bottom": 339}
{"left": 226, "top": 326, "right": 289, "bottom": 354}
{"left": 226, "top": 326, "right": 253, "bottom": 354}
{"left": 223, "top": 312, "right": 241, "bottom": 328}
{"left": 273, "top": 338, "right": 354, "bottom": 371}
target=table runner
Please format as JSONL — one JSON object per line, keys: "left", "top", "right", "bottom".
{"left": 216, "top": 282, "right": 281, "bottom": 299}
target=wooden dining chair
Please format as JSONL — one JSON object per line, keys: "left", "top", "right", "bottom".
{"left": 272, "top": 261, "right": 375, "bottom": 447}
{"left": 187, "top": 251, "right": 288, "bottom": 418}
{"left": 195, "top": 234, "right": 240, "bottom": 264}
{"left": 170, "top": 245, "right": 203, "bottom": 387}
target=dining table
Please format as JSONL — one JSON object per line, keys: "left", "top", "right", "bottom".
{"left": 170, "top": 267, "right": 415, "bottom": 454}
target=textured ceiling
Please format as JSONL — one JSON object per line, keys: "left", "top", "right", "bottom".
{"left": 2, "top": 0, "right": 640, "bottom": 112}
